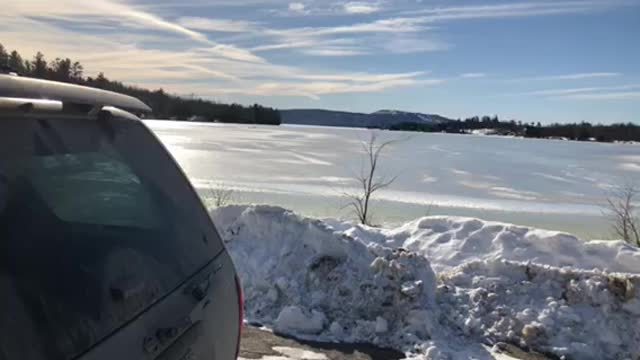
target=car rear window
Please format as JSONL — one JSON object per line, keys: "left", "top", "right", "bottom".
{"left": 0, "top": 115, "right": 223, "bottom": 360}
{"left": 27, "top": 152, "right": 160, "bottom": 228}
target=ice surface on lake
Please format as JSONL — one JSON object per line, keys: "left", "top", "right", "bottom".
{"left": 147, "top": 120, "right": 640, "bottom": 238}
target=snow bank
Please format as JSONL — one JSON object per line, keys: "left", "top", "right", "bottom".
{"left": 211, "top": 206, "right": 640, "bottom": 359}
{"left": 333, "top": 216, "right": 640, "bottom": 273}
{"left": 438, "top": 260, "right": 640, "bottom": 359}
{"left": 212, "top": 205, "right": 437, "bottom": 350}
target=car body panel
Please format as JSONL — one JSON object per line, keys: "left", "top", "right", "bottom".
{"left": 77, "top": 251, "right": 239, "bottom": 360}
{"left": 0, "top": 105, "right": 240, "bottom": 360}
{"left": 0, "top": 74, "right": 151, "bottom": 113}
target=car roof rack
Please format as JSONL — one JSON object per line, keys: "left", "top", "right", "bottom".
{"left": 0, "top": 74, "right": 152, "bottom": 113}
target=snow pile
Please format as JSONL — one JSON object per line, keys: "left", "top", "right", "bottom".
{"left": 437, "top": 260, "right": 640, "bottom": 359}
{"left": 212, "top": 206, "right": 640, "bottom": 359}
{"left": 333, "top": 216, "right": 640, "bottom": 273}
{"left": 212, "top": 205, "right": 438, "bottom": 350}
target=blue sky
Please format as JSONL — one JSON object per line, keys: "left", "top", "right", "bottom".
{"left": 2, "top": 0, "right": 640, "bottom": 123}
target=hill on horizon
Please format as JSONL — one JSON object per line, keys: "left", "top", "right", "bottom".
{"left": 280, "top": 108, "right": 453, "bottom": 129}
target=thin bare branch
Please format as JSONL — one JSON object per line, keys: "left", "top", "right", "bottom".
{"left": 342, "top": 132, "right": 402, "bottom": 226}
{"left": 370, "top": 175, "right": 398, "bottom": 193}
{"left": 605, "top": 182, "right": 640, "bottom": 246}
{"left": 209, "top": 182, "right": 235, "bottom": 208}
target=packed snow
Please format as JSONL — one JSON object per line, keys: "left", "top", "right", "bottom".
{"left": 211, "top": 205, "right": 640, "bottom": 359}
{"left": 328, "top": 216, "right": 640, "bottom": 274}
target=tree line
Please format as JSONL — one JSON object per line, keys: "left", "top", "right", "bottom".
{"left": 0, "top": 43, "right": 281, "bottom": 125}
{"left": 390, "top": 115, "right": 640, "bottom": 142}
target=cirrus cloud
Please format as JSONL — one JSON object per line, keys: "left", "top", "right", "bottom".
{"left": 343, "top": 2, "right": 381, "bottom": 14}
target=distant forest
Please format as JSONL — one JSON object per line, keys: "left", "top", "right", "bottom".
{"left": 0, "top": 43, "right": 281, "bottom": 125}
{"left": 391, "top": 115, "right": 640, "bottom": 142}
{"left": 1, "top": 43, "right": 637, "bottom": 140}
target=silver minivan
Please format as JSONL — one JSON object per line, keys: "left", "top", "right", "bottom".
{"left": 0, "top": 74, "right": 243, "bottom": 360}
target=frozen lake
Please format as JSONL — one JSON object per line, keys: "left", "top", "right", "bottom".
{"left": 146, "top": 120, "right": 640, "bottom": 239}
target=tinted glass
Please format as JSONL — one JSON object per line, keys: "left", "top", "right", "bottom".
{"left": 0, "top": 115, "right": 223, "bottom": 360}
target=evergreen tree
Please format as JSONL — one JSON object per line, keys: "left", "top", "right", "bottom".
{"left": 8, "top": 50, "right": 25, "bottom": 74}
{"left": 0, "top": 44, "right": 8, "bottom": 68}
{"left": 32, "top": 51, "right": 48, "bottom": 78}
{"left": 94, "top": 72, "right": 108, "bottom": 87}
{"left": 23, "top": 60, "right": 32, "bottom": 74}
{"left": 51, "top": 58, "right": 72, "bottom": 81}
{"left": 70, "top": 61, "right": 83, "bottom": 82}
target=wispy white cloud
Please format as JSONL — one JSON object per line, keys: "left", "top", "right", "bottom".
{"left": 513, "top": 84, "right": 640, "bottom": 102}
{"left": 460, "top": 73, "right": 487, "bottom": 78}
{"left": 141, "top": 78, "right": 444, "bottom": 100}
{"left": 288, "top": 2, "right": 306, "bottom": 12}
{"left": 525, "top": 84, "right": 640, "bottom": 96}
{"left": 250, "top": 40, "right": 323, "bottom": 52}
{"left": 232, "top": 0, "right": 626, "bottom": 19}
{"left": 5, "top": 0, "right": 211, "bottom": 43}
{"left": 562, "top": 91, "right": 640, "bottom": 100}
{"left": 3, "top": 0, "right": 635, "bottom": 106}
{"left": 511, "top": 72, "right": 621, "bottom": 81}
{"left": 547, "top": 72, "right": 621, "bottom": 80}
{"left": 177, "top": 17, "right": 259, "bottom": 33}
{"left": 301, "top": 48, "right": 368, "bottom": 56}
{"left": 139, "top": 0, "right": 293, "bottom": 9}
{"left": 0, "top": 9, "right": 436, "bottom": 99}
{"left": 381, "top": 36, "right": 450, "bottom": 53}
{"left": 293, "top": 17, "right": 429, "bottom": 36}
{"left": 247, "top": 0, "right": 631, "bottom": 57}
{"left": 343, "top": 2, "right": 381, "bottom": 14}
{"left": 253, "top": 17, "right": 434, "bottom": 55}
{"left": 198, "top": 45, "right": 266, "bottom": 63}
{"left": 405, "top": 1, "right": 623, "bottom": 20}
{"left": 251, "top": 37, "right": 367, "bottom": 56}
{"left": 298, "top": 71, "right": 429, "bottom": 82}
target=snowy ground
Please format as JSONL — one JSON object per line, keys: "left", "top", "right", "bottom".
{"left": 211, "top": 205, "right": 640, "bottom": 360}
{"left": 239, "top": 325, "right": 405, "bottom": 360}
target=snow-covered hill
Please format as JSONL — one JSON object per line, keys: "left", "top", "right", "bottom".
{"left": 280, "top": 109, "right": 452, "bottom": 129}
{"left": 211, "top": 205, "right": 640, "bottom": 360}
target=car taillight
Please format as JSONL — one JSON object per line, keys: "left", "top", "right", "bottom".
{"left": 234, "top": 274, "right": 244, "bottom": 359}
